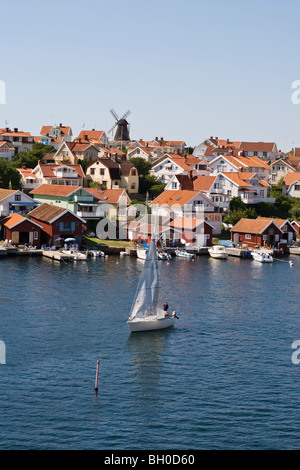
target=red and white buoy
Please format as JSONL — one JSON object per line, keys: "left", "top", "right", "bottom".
{"left": 95, "top": 359, "right": 100, "bottom": 392}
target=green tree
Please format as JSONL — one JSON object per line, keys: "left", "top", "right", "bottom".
{"left": 0, "top": 159, "right": 21, "bottom": 189}
{"left": 129, "top": 157, "right": 152, "bottom": 176}
{"left": 11, "top": 143, "right": 56, "bottom": 169}
{"left": 289, "top": 204, "right": 300, "bottom": 221}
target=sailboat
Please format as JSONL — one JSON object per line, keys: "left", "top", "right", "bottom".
{"left": 127, "top": 227, "right": 177, "bottom": 332}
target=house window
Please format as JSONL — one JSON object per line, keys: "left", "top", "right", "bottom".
{"left": 171, "top": 182, "right": 177, "bottom": 189}
{"left": 282, "top": 225, "right": 287, "bottom": 231}
{"left": 260, "top": 190, "right": 264, "bottom": 197}
{"left": 100, "top": 168, "right": 105, "bottom": 176}
{"left": 275, "top": 234, "right": 279, "bottom": 241}
{"left": 269, "top": 229, "right": 274, "bottom": 235}
{"left": 263, "top": 235, "right": 268, "bottom": 241}
{"left": 34, "top": 231, "right": 38, "bottom": 240}
{"left": 245, "top": 234, "right": 251, "bottom": 239}
{"left": 131, "top": 183, "right": 136, "bottom": 189}
{"left": 131, "top": 169, "right": 136, "bottom": 176}
{"left": 15, "top": 194, "right": 21, "bottom": 201}
{"left": 263, "top": 152, "right": 267, "bottom": 158}
{"left": 90, "top": 168, "right": 95, "bottom": 175}
{"left": 294, "top": 185, "right": 300, "bottom": 191}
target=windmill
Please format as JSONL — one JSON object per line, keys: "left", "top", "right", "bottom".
{"left": 108, "top": 109, "right": 131, "bottom": 143}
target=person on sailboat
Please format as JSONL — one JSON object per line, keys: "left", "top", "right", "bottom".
{"left": 163, "top": 301, "right": 169, "bottom": 316}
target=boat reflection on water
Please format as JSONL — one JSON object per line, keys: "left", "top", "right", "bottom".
{"left": 126, "top": 330, "right": 171, "bottom": 393}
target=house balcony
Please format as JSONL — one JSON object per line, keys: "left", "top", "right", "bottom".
{"left": 240, "top": 195, "right": 276, "bottom": 204}
{"left": 77, "top": 210, "right": 98, "bottom": 218}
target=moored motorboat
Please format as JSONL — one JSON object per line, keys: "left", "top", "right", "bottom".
{"left": 208, "top": 245, "right": 228, "bottom": 259}
{"left": 158, "top": 251, "right": 172, "bottom": 260}
{"left": 251, "top": 251, "right": 273, "bottom": 263}
{"left": 175, "top": 249, "right": 195, "bottom": 259}
{"left": 61, "top": 249, "right": 87, "bottom": 260}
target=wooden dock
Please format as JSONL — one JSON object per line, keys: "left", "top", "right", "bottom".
{"left": 42, "top": 250, "right": 73, "bottom": 262}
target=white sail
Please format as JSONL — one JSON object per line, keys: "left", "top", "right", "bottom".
{"left": 128, "top": 234, "right": 160, "bottom": 321}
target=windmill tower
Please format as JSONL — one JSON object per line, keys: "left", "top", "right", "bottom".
{"left": 108, "top": 109, "right": 131, "bottom": 144}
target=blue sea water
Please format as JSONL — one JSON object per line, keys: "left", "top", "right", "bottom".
{"left": 1, "top": 253, "right": 300, "bottom": 450}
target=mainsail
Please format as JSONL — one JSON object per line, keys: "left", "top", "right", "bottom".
{"left": 128, "top": 234, "right": 160, "bottom": 320}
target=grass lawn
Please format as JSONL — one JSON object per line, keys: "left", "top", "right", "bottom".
{"left": 83, "top": 236, "right": 135, "bottom": 248}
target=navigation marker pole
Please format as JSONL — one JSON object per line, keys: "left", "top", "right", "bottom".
{"left": 95, "top": 360, "right": 100, "bottom": 393}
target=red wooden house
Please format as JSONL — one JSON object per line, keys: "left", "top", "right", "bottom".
{"left": 28, "top": 203, "right": 85, "bottom": 247}
{"left": 1, "top": 213, "right": 42, "bottom": 247}
{"left": 231, "top": 218, "right": 283, "bottom": 248}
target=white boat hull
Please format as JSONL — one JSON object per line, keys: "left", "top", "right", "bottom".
{"left": 208, "top": 247, "right": 228, "bottom": 259}
{"left": 208, "top": 252, "right": 228, "bottom": 259}
{"left": 128, "top": 316, "right": 174, "bottom": 332}
{"left": 136, "top": 249, "right": 147, "bottom": 260}
{"left": 251, "top": 252, "right": 273, "bottom": 263}
{"left": 175, "top": 250, "right": 195, "bottom": 259}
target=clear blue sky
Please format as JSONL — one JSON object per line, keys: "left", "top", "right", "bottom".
{"left": 1, "top": 0, "right": 300, "bottom": 151}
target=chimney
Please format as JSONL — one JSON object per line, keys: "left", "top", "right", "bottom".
{"left": 6, "top": 127, "right": 9, "bottom": 132}
{"left": 84, "top": 134, "right": 88, "bottom": 140}
{"left": 14, "top": 128, "right": 18, "bottom": 133}
{"left": 59, "top": 123, "right": 62, "bottom": 127}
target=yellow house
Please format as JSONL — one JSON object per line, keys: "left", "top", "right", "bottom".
{"left": 86, "top": 157, "right": 139, "bottom": 194}
{"left": 53, "top": 141, "right": 99, "bottom": 165}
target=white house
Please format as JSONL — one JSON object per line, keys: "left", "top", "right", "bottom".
{"left": 0, "top": 189, "right": 38, "bottom": 218}
{"left": 208, "top": 154, "right": 271, "bottom": 182}
{"left": 282, "top": 172, "right": 300, "bottom": 197}
{"left": 0, "top": 127, "right": 34, "bottom": 154}
{"left": 238, "top": 142, "right": 277, "bottom": 160}
{"left": 0, "top": 141, "right": 15, "bottom": 161}
{"left": 270, "top": 158, "right": 298, "bottom": 186}
{"left": 150, "top": 189, "right": 222, "bottom": 234}
{"left": 211, "top": 172, "right": 275, "bottom": 207}
{"left": 151, "top": 154, "right": 210, "bottom": 185}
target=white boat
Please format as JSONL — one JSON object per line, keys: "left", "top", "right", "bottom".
{"left": 88, "top": 249, "right": 105, "bottom": 257}
{"left": 251, "top": 251, "right": 273, "bottom": 263}
{"left": 128, "top": 231, "right": 177, "bottom": 333}
{"left": 61, "top": 249, "right": 87, "bottom": 260}
{"left": 208, "top": 245, "right": 228, "bottom": 259}
{"left": 158, "top": 251, "right": 171, "bottom": 260}
{"left": 136, "top": 248, "right": 148, "bottom": 260}
{"left": 175, "top": 249, "right": 195, "bottom": 259}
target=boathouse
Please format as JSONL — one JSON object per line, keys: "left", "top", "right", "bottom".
{"left": 1, "top": 213, "right": 42, "bottom": 247}
{"left": 28, "top": 203, "right": 85, "bottom": 247}
{"left": 231, "top": 218, "right": 283, "bottom": 248}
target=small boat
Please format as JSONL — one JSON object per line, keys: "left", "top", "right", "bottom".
{"left": 175, "top": 249, "right": 195, "bottom": 259}
{"left": 128, "top": 226, "right": 177, "bottom": 332}
{"left": 120, "top": 251, "right": 129, "bottom": 256}
{"left": 61, "top": 249, "right": 87, "bottom": 260}
{"left": 136, "top": 248, "right": 148, "bottom": 260}
{"left": 208, "top": 245, "right": 228, "bottom": 259}
{"left": 158, "top": 251, "right": 171, "bottom": 260}
{"left": 88, "top": 249, "right": 104, "bottom": 257}
{"left": 251, "top": 251, "right": 273, "bottom": 263}
{"left": 218, "top": 240, "right": 237, "bottom": 247}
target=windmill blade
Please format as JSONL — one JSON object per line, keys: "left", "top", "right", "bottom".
{"left": 120, "top": 109, "right": 131, "bottom": 121}
{"left": 110, "top": 108, "right": 119, "bottom": 122}
{"left": 108, "top": 122, "right": 118, "bottom": 134}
